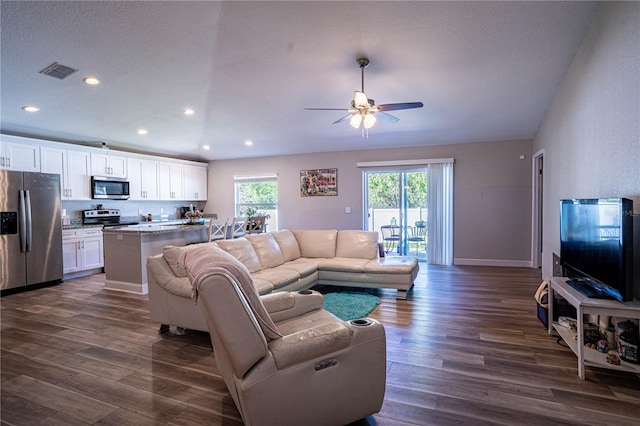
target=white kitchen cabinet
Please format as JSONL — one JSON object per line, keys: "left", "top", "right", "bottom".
{"left": 0, "top": 137, "right": 40, "bottom": 171}
{"left": 91, "top": 152, "right": 127, "bottom": 178}
{"left": 41, "top": 146, "right": 92, "bottom": 200}
{"left": 62, "top": 228, "right": 104, "bottom": 276}
{"left": 159, "top": 162, "right": 184, "bottom": 200}
{"left": 128, "top": 157, "right": 160, "bottom": 200}
{"left": 183, "top": 164, "right": 207, "bottom": 201}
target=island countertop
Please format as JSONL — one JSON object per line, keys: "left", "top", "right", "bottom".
{"left": 102, "top": 222, "right": 207, "bottom": 234}
{"left": 102, "top": 222, "right": 209, "bottom": 294}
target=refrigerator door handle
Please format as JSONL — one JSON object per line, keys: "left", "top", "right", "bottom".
{"left": 19, "top": 190, "right": 27, "bottom": 253}
{"left": 25, "top": 190, "right": 33, "bottom": 252}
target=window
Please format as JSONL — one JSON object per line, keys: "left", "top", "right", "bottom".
{"left": 234, "top": 175, "right": 278, "bottom": 231}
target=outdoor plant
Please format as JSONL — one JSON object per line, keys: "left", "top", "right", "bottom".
{"left": 241, "top": 206, "right": 270, "bottom": 219}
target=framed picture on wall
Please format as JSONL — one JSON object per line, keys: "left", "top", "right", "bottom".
{"left": 300, "top": 168, "right": 337, "bottom": 196}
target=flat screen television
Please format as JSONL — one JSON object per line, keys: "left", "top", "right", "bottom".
{"left": 560, "top": 198, "right": 634, "bottom": 302}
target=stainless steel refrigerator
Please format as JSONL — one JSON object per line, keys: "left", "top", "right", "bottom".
{"left": 1, "top": 171, "right": 63, "bottom": 293}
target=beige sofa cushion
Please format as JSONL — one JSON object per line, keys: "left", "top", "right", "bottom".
{"left": 216, "top": 238, "right": 262, "bottom": 273}
{"left": 163, "top": 242, "right": 213, "bottom": 277}
{"left": 336, "top": 230, "right": 379, "bottom": 260}
{"left": 247, "top": 233, "right": 285, "bottom": 269}
{"left": 253, "top": 268, "right": 300, "bottom": 289}
{"left": 271, "top": 229, "right": 301, "bottom": 261}
{"left": 163, "top": 245, "right": 189, "bottom": 278}
{"left": 281, "top": 260, "right": 318, "bottom": 277}
{"left": 253, "top": 278, "right": 275, "bottom": 295}
{"left": 292, "top": 229, "right": 337, "bottom": 258}
{"left": 319, "top": 258, "right": 371, "bottom": 273}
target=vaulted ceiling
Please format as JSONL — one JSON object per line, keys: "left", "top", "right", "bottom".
{"left": 1, "top": 1, "right": 599, "bottom": 161}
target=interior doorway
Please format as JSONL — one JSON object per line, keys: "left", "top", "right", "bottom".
{"left": 532, "top": 150, "right": 544, "bottom": 268}
{"left": 364, "top": 169, "right": 428, "bottom": 260}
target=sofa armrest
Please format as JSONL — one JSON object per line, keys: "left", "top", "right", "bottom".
{"left": 269, "top": 322, "right": 351, "bottom": 369}
{"left": 261, "top": 290, "right": 324, "bottom": 322}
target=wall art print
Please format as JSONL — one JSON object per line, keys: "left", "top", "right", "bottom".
{"left": 300, "top": 168, "right": 337, "bottom": 196}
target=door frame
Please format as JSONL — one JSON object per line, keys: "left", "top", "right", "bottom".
{"left": 531, "top": 149, "right": 544, "bottom": 268}
{"left": 363, "top": 168, "right": 427, "bottom": 257}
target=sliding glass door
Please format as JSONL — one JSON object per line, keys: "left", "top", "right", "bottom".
{"left": 364, "top": 169, "right": 427, "bottom": 260}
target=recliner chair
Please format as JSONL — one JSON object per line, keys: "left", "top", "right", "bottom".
{"left": 182, "top": 244, "right": 387, "bottom": 426}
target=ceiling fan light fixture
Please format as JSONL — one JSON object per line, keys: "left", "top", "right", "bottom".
{"left": 350, "top": 114, "right": 363, "bottom": 128}
{"left": 363, "top": 113, "right": 377, "bottom": 129}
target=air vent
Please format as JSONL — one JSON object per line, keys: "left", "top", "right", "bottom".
{"left": 39, "top": 62, "right": 78, "bottom": 80}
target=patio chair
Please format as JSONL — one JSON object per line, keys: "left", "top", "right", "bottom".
{"left": 380, "top": 225, "right": 400, "bottom": 253}
{"left": 408, "top": 220, "right": 427, "bottom": 254}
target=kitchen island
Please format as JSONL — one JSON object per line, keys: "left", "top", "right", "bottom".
{"left": 102, "top": 222, "right": 208, "bottom": 294}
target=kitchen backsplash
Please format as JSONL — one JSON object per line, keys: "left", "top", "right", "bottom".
{"left": 61, "top": 200, "right": 207, "bottom": 222}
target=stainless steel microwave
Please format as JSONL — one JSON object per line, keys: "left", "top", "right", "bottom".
{"left": 91, "top": 176, "right": 130, "bottom": 200}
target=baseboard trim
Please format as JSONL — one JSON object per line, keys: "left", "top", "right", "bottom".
{"left": 454, "top": 258, "right": 532, "bottom": 268}
{"left": 104, "top": 279, "right": 149, "bottom": 295}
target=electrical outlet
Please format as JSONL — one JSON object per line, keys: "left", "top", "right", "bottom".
{"left": 160, "top": 208, "right": 164, "bottom": 214}
{"left": 138, "top": 209, "right": 142, "bottom": 215}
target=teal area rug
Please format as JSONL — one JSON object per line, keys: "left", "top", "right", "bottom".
{"left": 322, "top": 292, "right": 381, "bottom": 321}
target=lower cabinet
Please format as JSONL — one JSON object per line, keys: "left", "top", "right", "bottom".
{"left": 63, "top": 228, "right": 104, "bottom": 276}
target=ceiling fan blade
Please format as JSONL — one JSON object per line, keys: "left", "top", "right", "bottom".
{"left": 332, "top": 114, "right": 353, "bottom": 124}
{"left": 377, "top": 112, "right": 400, "bottom": 123}
{"left": 304, "top": 108, "right": 350, "bottom": 111}
{"left": 377, "top": 102, "right": 424, "bottom": 112}
{"left": 354, "top": 91, "right": 369, "bottom": 108}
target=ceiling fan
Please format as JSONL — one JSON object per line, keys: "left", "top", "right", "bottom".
{"left": 304, "top": 57, "right": 423, "bottom": 137}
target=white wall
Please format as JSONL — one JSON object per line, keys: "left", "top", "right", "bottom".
{"left": 207, "top": 138, "right": 533, "bottom": 264}
{"left": 532, "top": 2, "right": 640, "bottom": 293}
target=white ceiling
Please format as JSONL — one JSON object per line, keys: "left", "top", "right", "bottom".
{"left": 1, "top": 1, "right": 599, "bottom": 161}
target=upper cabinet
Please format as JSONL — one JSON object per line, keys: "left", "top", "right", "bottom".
{"left": 183, "top": 164, "right": 208, "bottom": 201}
{"left": 41, "top": 146, "right": 92, "bottom": 200}
{"left": 159, "top": 162, "right": 184, "bottom": 200}
{"left": 0, "top": 133, "right": 207, "bottom": 202}
{"left": 91, "top": 152, "right": 127, "bottom": 178}
{"left": 0, "top": 136, "right": 40, "bottom": 172}
{"left": 128, "top": 157, "right": 159, "bottom": 200}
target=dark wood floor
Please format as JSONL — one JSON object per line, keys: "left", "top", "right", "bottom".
{"left": 2, "top": 264, "right": 639, "bottom": 425}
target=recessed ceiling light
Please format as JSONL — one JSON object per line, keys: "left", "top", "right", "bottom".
{"left": 245, "top": 140, "right": 253, "bottom": 146}
{"left": 83, "top": 76, "right": 100, "bottom": 85}
{"left": 22, "top": 105, "right": 39, "bottom": 112}
{"left": 137, "top": 129, "right": 148, "bottom": 135}
{"left": 184, "top": 108, "right": 195, "bottom": 115}
{"left": 202, "top": 145, "right": 210, "bottom": 150}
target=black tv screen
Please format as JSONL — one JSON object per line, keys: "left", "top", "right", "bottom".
{"left": 560, "top": 198, "right": 634, "bottom": 302}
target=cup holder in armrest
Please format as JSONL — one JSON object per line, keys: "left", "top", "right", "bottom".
{"left": 349, "top": 319, "right": 372, "bottom": 326}
{"left": 298, "top": 290, "right": 313, "bottom": 295}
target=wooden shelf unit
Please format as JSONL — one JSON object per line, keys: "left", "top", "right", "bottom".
{"left": 548, "top": 276, "right": 640, "bottom": 379}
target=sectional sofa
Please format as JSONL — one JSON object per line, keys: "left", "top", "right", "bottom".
{"left": 147, "top": 229, "right": 419, "bottom": 332}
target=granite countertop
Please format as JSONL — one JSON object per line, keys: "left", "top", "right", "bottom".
{"left": 62, "top": 224, "right": 104, "bottom": 230}
{"left": 102, "top": 223, "right": 208, "bottom": 234}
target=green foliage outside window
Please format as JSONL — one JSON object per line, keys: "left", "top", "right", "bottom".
{"left": 237, "top": 182, "right": 277, "bottom": 204}
{"left": 367, "top": 172, "right": 427, "bottom": 209}
{"left": 236, "top": 181, "right": 278, "bottom": 217}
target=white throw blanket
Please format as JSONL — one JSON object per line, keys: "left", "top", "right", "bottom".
{"left": 180, "top": 244, "right": 282, "bottom": 340}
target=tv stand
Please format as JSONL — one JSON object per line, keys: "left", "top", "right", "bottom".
{"left": 548, "top": 276, "right": 640, "bottom": 379}
{"left": 566, "top": 278, "right": 616, "bottom": 300}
